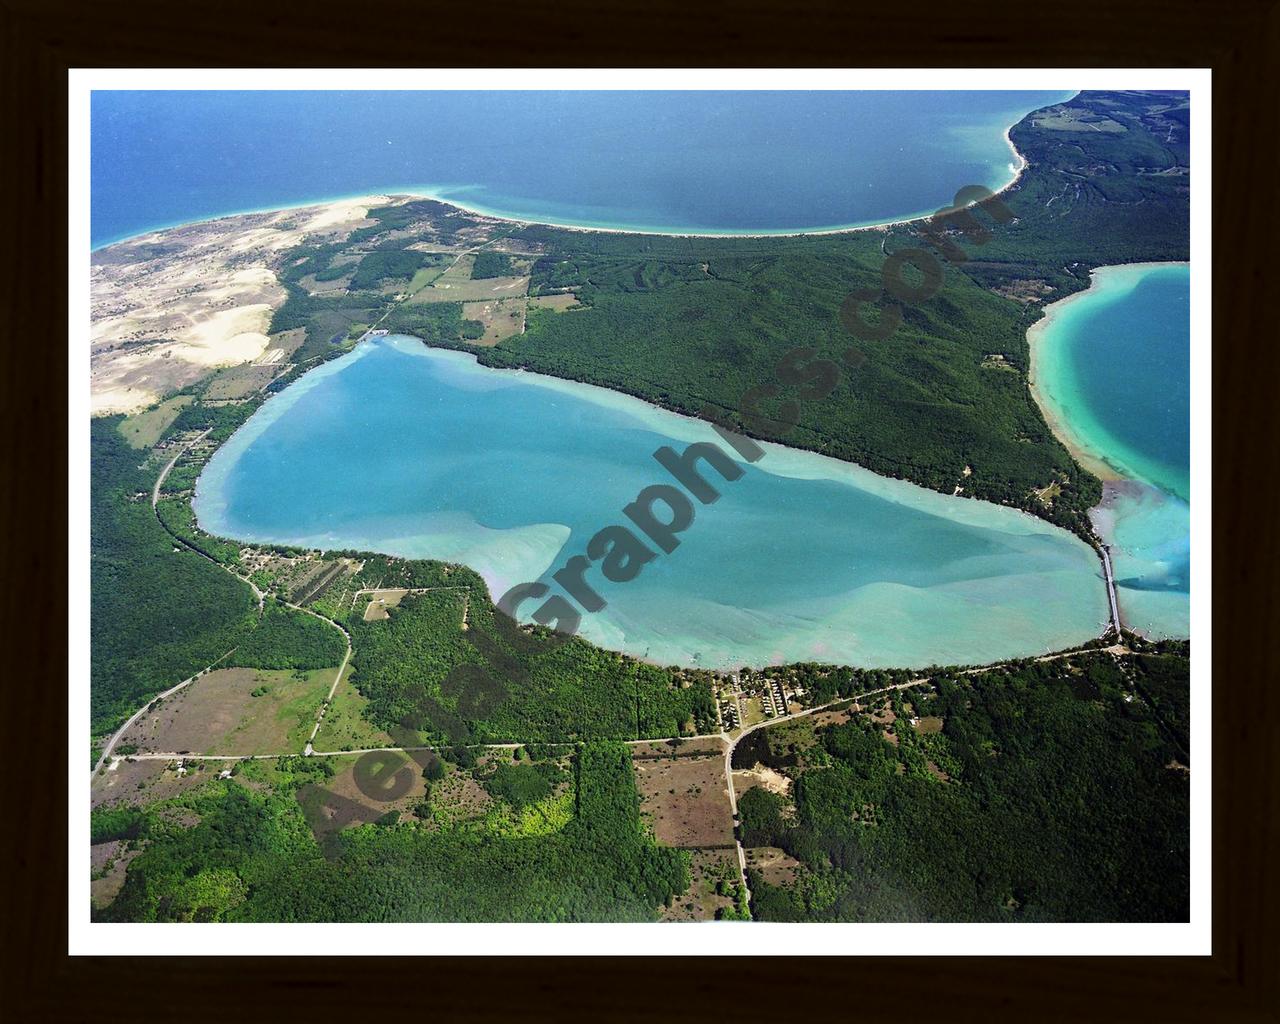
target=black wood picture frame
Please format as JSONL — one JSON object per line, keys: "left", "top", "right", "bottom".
{"left": 3, "top": 1, "right": 1275, "bottom": 1019}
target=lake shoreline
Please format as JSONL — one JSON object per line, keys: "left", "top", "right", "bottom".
{"left": 96, "top": 118, "right": 1036, "bottom": 251}
{"left": 195, "top": 334, "right": 1111, "bottom": 671}
{"left": 1027, "top": 261, "right": 1192, "bottom": 640}
{"left": 1027, "top": 261, "right": 1191, "bottom": 486}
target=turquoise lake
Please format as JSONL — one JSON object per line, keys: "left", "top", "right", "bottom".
{"left": 1030, "top": 263, "right": 1191, "bottom": 638}
{"left": 195, "top": 336, "right": 1110, "bottom": 669}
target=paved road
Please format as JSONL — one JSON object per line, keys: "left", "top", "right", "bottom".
{"left": 151, "top": 429, "right": 210, "bottom": 507}
{"left": 150, "top": 426, "right": 264, "bottom": 610}
{"left": 91, "top": 657, "right": 237, "bottom": 773}
{"left": 99, "top": 422, "right": 1137, "bottom": 911}
{"left": 93, "top": 433, "right": 338, "bottom": 771}
{"left": 359, "top": 240, "right": 498, "bottom": 339}
{"left": 715, "top": 641, "right": 1128, "bottom": 909}
{"left": 721, "top": 676, "right": 931, "bottom": 908}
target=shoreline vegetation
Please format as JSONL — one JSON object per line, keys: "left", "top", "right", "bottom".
{"left": 195, "top": 336, "right": 1112, "bottom": 670}
{"left": 90, "top": 389, "right": 1188, "bottom": 926}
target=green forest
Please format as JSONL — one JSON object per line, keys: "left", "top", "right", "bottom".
{"left": 343, "top": 585, "right": 716, "bottom": 745}
{"left": 306, "top": 91, "right": 1185, "bottom": 534}
{"left": 238, "top": 92, "right": 1190, "bottom": 537}
{"left": 224, "top": 601, "right": 347, "bottom": 671}
{"left": 471, "top": 250, "right": 516, "bottom": 278}
{"left": 94, "top": 743, "right": 686, "bottom": 922}
{"left": 348, "top": 249, "right": 431, "bottom": 289}
{"left": 91, "top": 359, "right": 713, "bottom": 761}
{"left": 90, "top": 419, "right": 257, "bottom": 736}
{"left": 741, "top": 649, "right": 1191, "bottom": 922}
{"left": 184, "top": 92, "right": 1193, "bottom": 537}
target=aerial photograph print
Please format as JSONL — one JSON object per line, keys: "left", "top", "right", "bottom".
{"left": 81, "top": 76, "right": 1199, "bottom": 937}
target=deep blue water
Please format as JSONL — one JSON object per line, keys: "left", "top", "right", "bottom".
{"left": 91, "top": 90, "right": 1071, "bottom": 247}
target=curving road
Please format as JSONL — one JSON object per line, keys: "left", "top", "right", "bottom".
{"left": 93, "top": 429, "right": 349, "bottom": 771}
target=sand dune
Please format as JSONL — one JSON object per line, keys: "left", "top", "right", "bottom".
{"left": 90, "top": 196, "right": 388, "bottom": 414}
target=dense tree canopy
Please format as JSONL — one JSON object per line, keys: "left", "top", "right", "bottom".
{"left": 90, "top": 419, "right": 257, "bottom": 736}
{"left": 744, "top": 650, "right": 1190, "bottom": 922}
{"left": 96, "top": 743, "right": 686, "bottom": 922}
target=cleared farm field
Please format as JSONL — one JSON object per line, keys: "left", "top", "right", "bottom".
{"left": 298, "top": 270, "right": 354, "bottom": 296}
{"left": 362, "top": 588, "right": 410, "bottom": 621}
{"left": 406, "top": 264, "right": 447, "bottom": 295}
{"left": 91, "top": 758, "right": 187, "bottom": 809}
{"left": 117, "top": 395, "right": 194, "bottom": 448}
{"left": 203, "top": 363, "right": 278, "bottom": 400}
{"left": 529, "top": 292, "right": 580, "bottom": 311}
{"left": 462, "top": 298, "right": 525, "bottom": 344}
{"left": 406, "top": 251, "right": 529, "bottom": 304}
{"left": 409, "top": 274, "right": 529, "bottom": 304}
{"left": 116, "top": 666, "right": 336, "bottom": 757}
{"left": 258, "top": 327, "right": 307, "bottom": 363}
{"left": 312, "top": 666, "right": 396, "bottom": 752}
{"left": 633, "top": 751, "right": 735, "bottom": 848}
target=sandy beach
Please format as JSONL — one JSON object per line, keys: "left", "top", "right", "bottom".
{"left": 384, "top": 115, "right": 1034, "bottom": 242}
{"left": 98, "top": 116, "right": 1037, "bottom": 250}
{"left": 391, "top": 133, "right": 1030, "bottom": 242}
{"left": 1026, "top": 261, "right": 1190, "bottom": 485}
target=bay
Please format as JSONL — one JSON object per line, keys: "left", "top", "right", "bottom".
{"left": 91, "top": 90, "right": 1072, "bottom": 246}
{"left": 1029, "top": 263, "right": 1191, "bottom": 638}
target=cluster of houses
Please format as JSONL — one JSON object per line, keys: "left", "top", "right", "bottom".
{"left": 760, "top": 677, "right": 790, "bottom": 719}
{"left": 719, "top": 695, "right": 741, "bottom": 731}
{"left": 713, "top": 672, "right": 806, "bottom": 733}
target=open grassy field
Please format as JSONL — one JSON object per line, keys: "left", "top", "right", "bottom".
{"left": 630, "top": 737, "right": 724, "bottom": 758}
{"left": 407, "top": 252, "right": 530, "bottom": 304}
{"left": 406, "top": 264, "right": 447, "bottom": 295}
{"left": 202, "top": 363, "right": 278, "bottom": 400}
{"left": 409, "top": 275, "right": 530, "bottom": 304}
{"left": 203, "top": 326, "right": 308, "bottom": 400}
{"left": 90, "top": 840, "right": 140, "bottom": 908}
{"left": 303, "top": 752, "right": 430, "bottom": 845}
{"left": 91, "top": 756, "right": 213, "bottom": 809}
{"left": 116, "top": 666, "right": 337, "bottom": 756}
{"left": 93, "top": 759, "right": 170, "bottom": 808}
{"left": 298, "top": 271, "right": 353, "bottom": 296}
{"left": 117, "top": 395, "right": 194, "bottom": 448}
{"left": 1033, "top": 107, "right": 1126, "bottom": 132}
{"left": 462, "top": 298, "right": 525, "bottom": 344}
{"left": 660, "top": 847, "right": 739, "bottom": 922}
{"left": 361, "top": 588, "right": 410, "bottom": 621}
{"left": 744, "top": 845, "right": 801, "bottom": 887}
{"left": 633, "top": 750, "right": 735, "bottom": 848}
{"left": 528, "top": 292, "right": 580, "bottom": 312}
{"left": 257, "top": 327, "right": 307, "bottom": 363}
{"left": 312, "top": 665, "right": 396, "bottom": 752}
